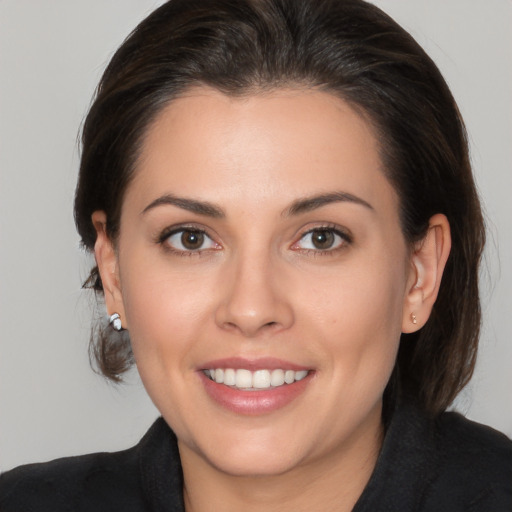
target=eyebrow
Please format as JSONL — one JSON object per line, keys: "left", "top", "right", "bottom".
{"left": 284, "top": 191, "right": 374, "bottom": 216}
{"left": 141, "top": 190, "right": 373, "bottom": 219}
{"left": 141, "top": 194, "right": 225, "bottom": 218}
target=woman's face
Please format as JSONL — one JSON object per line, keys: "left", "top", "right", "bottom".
{"left": 108, "top": 88, "right": 416, "bottom": 476}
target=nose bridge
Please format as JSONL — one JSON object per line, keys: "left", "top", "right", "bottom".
{"left": 215, "top": 244, "right": 294, "bottom": 336}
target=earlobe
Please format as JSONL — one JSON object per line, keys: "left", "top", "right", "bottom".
{"left": 91, "top": 211, "right": 127, "bottom": 327}
{"left": 402, "top": 214, "right": 451, "bottom": 333}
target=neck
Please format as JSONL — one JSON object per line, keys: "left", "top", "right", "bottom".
{"left": 179, "top": 405, "right": 384, "bottom": 512}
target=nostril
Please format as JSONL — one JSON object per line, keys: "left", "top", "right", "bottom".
{"left": 224, "top": 322, "right": 239, "bottom": 331}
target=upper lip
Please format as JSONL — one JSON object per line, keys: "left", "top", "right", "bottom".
{"left": 199, "top": 357, "right": 311, "bottom": 372}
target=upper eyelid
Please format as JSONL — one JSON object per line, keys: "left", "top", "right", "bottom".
{"left": 155, "top": 222, "right": 352, "bottom": 249}
{"left": 289, "top": 226, "right": 353, "bottom": 253}
{"left": 296, "top": 224, "right": 353, "bottom": 241}
{"left": 158, "top": 226, "right": 221, "bottom": 255}
{"left": 157, "top": 223, "right": 216, "bottom": 243}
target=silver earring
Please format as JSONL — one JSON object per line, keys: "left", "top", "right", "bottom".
{"left": 109, "top": 313, "right": 122, "bottom": 331}
{"left": 411, "top": 313, "right": 417, "bottom": 325}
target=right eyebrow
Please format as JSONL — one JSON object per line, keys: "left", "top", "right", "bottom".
{"left": 283, "top": 191, "right": 374, "bottom": 217}
{"left": 141, "top": 194, "right": 225, "bottom": 218}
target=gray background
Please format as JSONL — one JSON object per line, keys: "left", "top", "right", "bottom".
{"left": 1, "top": 0, "right": 511, "bottom": 471}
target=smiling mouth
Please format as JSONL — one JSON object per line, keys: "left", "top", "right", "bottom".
{"left": 203, "top": 368, "right": 310, "bottom": 391}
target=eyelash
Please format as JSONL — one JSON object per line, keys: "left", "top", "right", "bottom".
{"left": 157, "top": 224, "right": 352, "bottom": 257}
{"left": 291, "top": 224, "right": 353, "bottom": 255}
{"left": 157, "top": 225, "right": 220, "bottom": 257}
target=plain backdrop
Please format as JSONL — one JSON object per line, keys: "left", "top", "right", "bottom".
{"left": 1, "top": 0, "right": 511, "bottom": 472}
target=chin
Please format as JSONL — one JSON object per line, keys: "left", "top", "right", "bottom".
{"left": 180, "top": 422, "right": 312, "bottom": 477}
{"left": 206, "top": 448, "right": 304, "bottom": 477}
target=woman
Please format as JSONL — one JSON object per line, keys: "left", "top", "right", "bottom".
{"left": 1, "top": 0, "right": 511, "bottom": 510}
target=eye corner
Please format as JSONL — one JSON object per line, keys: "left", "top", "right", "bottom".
{"left": 157, "top": 225, "right": 222, "bottom": 255}
{"left": 291, "top": 225, "right": 353, "bottom": 254}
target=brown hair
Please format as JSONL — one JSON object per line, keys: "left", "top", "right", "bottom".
{"left": 74, "top": 0, "right": 485, "bottom": 415}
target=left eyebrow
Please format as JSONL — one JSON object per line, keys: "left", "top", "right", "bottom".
{"left": 283, "top": 191, "right": 374, "bottom": 217}
{"left": 141, "top": 194, "right": 225, "bottom": 218}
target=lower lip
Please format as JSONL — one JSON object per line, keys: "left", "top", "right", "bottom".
{"left": 199, "top": 371, "right": 313, "bottom": 415}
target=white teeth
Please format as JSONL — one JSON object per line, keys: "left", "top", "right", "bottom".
{"left": 284, "top": 370, "right": 295, "bottom": 384}
{"left": 214, "top": 368, "right": 224, "bottom": 384}
{"left": 253, "top": 370, "right": 271, "bottom": 389}
{"left": 204, "top": 368, "right": 309, "bottom": 390}
{"left": 270, "top": 369, "right": 285, "bottom": 386}
{"left": 295, "top": 370, "right": 308, "bottom": 381}
{"left": 223, "top": 368, "right": 236, "bottom": 386}
{"left": 235, "top": 369, "right": 253, "bottom": 388}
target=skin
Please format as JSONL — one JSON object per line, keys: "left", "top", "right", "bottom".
{"left": 93, "top": 87, "right": 450, "bottom": 511}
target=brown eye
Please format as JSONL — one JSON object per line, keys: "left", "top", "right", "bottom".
{"left": 311, "top": 229, "right": 335, "bottom": 249}
{"left": 163, "top": 228, "right": 218, "bottom": 253}
{"left": 181, "top": 230, "right": 204, "bottom": 250}
{"left": 293, "top": 227, "right": 349, "bottom": 252}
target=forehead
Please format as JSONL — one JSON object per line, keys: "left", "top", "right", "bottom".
{"left": 128, "top": 86, "right": 398, "bottom": 217}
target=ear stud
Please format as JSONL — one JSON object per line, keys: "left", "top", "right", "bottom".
{"left": 109, "top": 313, "right": 123, "bottom": 331}
{"left": 411, "top": 313, "right": 417, "bottom": 325}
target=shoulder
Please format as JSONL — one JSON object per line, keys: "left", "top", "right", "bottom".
{"left": 0, "top": 418, "right": 181, "bottom": 512}
{"left": 434, "top": 409, "right": 512, "bottom": 463}
{"left": 0, "top": 446, "right": 146, "bottom": 512}
{"left": 355, "top": 401, "right": 512, "bottom": 512}
{"left": 425, "top": 410, "right": 512, "bottom": 510}
{"left": 404, "top": 406, "right": 512, "bottom": 511}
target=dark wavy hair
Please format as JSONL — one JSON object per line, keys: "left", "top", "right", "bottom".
{"left": 74, "top": 0, "right": 485, "bottom": 415}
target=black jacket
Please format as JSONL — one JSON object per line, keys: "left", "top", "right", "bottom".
{"left": 1, "top": 402, "right": 511, "bottom": 511}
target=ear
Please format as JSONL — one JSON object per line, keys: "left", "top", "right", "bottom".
{"left": 92, "top": 211, "right": 127, "bottom": 329}
{"left": 402, "top": 213, "right": 451, "bottom": 333}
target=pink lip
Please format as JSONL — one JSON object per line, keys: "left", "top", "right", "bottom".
{"left": 198, "top": 357, "right": 314, "bottom": 416}
{"left": 199, "top": 357, "right": 310, "bottom": 372}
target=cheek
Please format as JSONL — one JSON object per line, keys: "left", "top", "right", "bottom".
{"left": 302, "top": 254, "right": 406, "bottom": 385}
{"left": 118, "top": 253, "right": 216, "bottom": 366}
{"left": 117, "top": 258, "right": 219, "bottom": 425}
{"left": 301, "top": 256, "right": 405, "bottom": 333}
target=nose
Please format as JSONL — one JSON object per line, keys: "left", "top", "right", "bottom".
{"left": 214, "top": 249, "right": 294, "bottom": 337}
